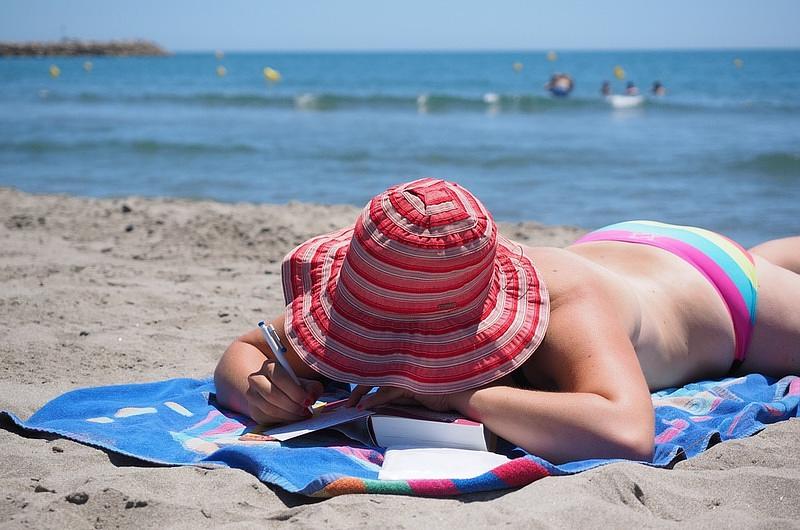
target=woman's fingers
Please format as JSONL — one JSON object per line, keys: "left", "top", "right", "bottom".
{"left": 246, "top": 391, "right": 302, "bottom": 424}
{"left": 300, "top": 378, "right": 325, "bottom": 405}
{"left": 265, "top": 361, "right": 314, "bottom": 407}
{"left": 246, "top": 364, "right": 310, "bottom": 421}
{"left": 346, "top": 385, "right": 374, "bottom": 407}
{"left": 356, "top": 386, "right": 409, "bottom": 410}
{"left": 246, "top": 375, "right": 306, "bottom": 420}
{"left": 246, "top": 385, "right": 304, "bottom": 423}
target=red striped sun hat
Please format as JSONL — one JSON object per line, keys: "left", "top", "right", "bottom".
{"left": 281, "top": 178, "right": 549, "bottom": 394}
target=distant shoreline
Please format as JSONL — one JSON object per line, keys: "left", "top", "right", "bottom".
{"left": 154, "top": 47, "right": 799, "bottom": 55}
{"left": 0, "top": 39, "right": 169, "bottom": 57}
{"left": 3, "top": 46, "right": 797, "bottom": 57}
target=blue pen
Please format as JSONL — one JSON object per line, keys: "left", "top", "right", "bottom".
{"left": 258, "top": 320, "right": 315, "bottom": 414}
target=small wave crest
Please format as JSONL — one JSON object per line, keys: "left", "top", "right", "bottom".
{"left": 39, "top": 89, "right": 800, "bottom": 115}
{"left": 412, "top": 148, "right": 601, "bottom": 169}
{"left": 416, "top": 92, "right": 594, "bottom": 113}
{"left": 42, "top": 91, "right": 296, "bottom": 108}
{"left": 42, "top": 90, "right": 603, "bottom": 114}
{"left": 4, "top": 139, "right": 257, "bottom": 155}
{"left": 736, "top": 152, "right": 800, "bottom": 177}
{"left": 646, "top": 97, "right": 800, "bottom": 115}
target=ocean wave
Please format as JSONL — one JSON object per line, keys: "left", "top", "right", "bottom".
{"left": 36, "top": 89, "right": 800, "bottom": 115}
{"left": 293, "top": 93, "right": 412, "bottom": 111}
{"left": 4, "top": 139, "right": 257, "bottom": 155}
{"left": 645, "top": 96, "right": 800, "bottom": 114}
{"left": 41, "top": 90, "right": 604, "bottom": 113}
{"left": 412, "top": 148, "right": 606, "bottom": 169}
{"left": 40, "top": 91, "right": 293, "bottom": 108}
{"left": 414, "top": 152, "right": 544, "bottom": 169}
{"left": 735, "top": 152, "right": 800, "bottom": 177}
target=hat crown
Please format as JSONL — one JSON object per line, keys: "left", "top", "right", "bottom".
{"left": 402, "top": 184, "right": 458, "bottom": 227}
{"left": 340, "top": 178, "right": 497, "bottom": 319}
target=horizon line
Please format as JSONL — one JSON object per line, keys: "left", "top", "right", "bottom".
{"left": 5, "top": 38, "right": 798, "bottom": 54}
{"left": 168, "top": 45, "right": 800, "bottom": 54}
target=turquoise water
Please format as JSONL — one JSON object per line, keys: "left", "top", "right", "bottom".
{"left": 1, "top": 50, "right": 799, "bottom": 246}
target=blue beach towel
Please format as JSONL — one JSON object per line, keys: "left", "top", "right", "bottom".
{"left": 2, "top": 374, "right": 798, "bottom": 497}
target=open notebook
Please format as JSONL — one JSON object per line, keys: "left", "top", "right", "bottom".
{"left": 257, "top": 398, "right": 501, "bottom": 480}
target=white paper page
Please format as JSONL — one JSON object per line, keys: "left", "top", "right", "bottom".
{"left": 263, "top": 406, "right": 373, "bottom": 441}
{"left": 378, "top": 447, "right": 510, "bottom": 480}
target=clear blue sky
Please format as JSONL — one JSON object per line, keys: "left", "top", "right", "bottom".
{"left": 2, "top": 0, "right": 799, "bottom": 51}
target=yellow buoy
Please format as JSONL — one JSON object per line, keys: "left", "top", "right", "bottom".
{"left": 215, "top": 50, "right": 224, "bottom": 60}
{"left": 83, "top": 61, "right": 93, "bottom": 73}
{"left": 263, "top": 67, "right": 281, "bottom": 82}
{"left": 216, "top": 65, "right": 227, "bottom": 77}
{"left": 49, "top": 64, "right": 61, "bottom": 78}
{"left": 733, "top": 58, "right": 744, "bottom": 69}
{"left": 512, "top": 61, "right": 523, "bottom": 73}
{"left": 613, "top": 65, "right": 625, "bottom": 80}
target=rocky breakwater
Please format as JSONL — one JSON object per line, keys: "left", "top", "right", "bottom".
{"left": 0, "top": 39, "right": 170, "bottom": 56}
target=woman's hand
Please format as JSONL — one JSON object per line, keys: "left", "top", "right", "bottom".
{"left": 214, "top": 319, "right": 326, "bottom": 426}
{"left": 244, "top": 358, "right": 324, "bottom": 425}
{"left": 346, "top": 385, "right": 456, "bottom": 413}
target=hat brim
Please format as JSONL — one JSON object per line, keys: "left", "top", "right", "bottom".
{"left": 282, "top": 228, "right": 549, "bottom": 394}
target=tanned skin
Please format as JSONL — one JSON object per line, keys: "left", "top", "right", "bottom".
{"left": 214, "top": 236, "right": 800, "bottom": 463}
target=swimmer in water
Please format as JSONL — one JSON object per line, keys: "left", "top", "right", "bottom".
{"left": 545, "top": 73, "right": 574, "bottom": 97}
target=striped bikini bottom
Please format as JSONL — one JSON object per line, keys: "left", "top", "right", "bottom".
{"left": 574, "top": 220, "right": 759, "bottom": 368}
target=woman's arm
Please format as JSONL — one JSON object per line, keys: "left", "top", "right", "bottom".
{"left": 214, "top": 315, "right": 324, "bottom": 424}
{"left": 355, "top": 381, "right": 653, "bottom": 463}
{"left": 354, "top": 292, "right": 655, "bottom": 463}
{"left": 463, "top": 295, "right": 654, "bottom": 462}
{"left": 450, "top": 385, "right": 654, "bottom": 462}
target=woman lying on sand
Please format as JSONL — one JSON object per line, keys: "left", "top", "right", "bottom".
{"left": 215, "top": 178, "right": 800, "bottom": 463}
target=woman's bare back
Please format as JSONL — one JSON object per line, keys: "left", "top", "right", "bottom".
{"left": 521, "top": 235, "right": 800, "bottom": 393}
{"left": 523, "top": 241, "right": 774, "bottom": 391}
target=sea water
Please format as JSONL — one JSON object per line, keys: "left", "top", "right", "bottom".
{"left": 1, "top": 50, "right": 798, "bottom": 246}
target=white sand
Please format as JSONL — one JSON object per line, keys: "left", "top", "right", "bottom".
{"left": 1, "top": 187, "right": 797, "bottom": 528}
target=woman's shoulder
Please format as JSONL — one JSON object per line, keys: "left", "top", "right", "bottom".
{"left": 519, "top": 249, "right": 645, "bottom": 394}
{"left": 522, "top": 244, "right": 644, "bottom": 349}
{"left": 522, "top": 245, "right": 630, "bottom": 307}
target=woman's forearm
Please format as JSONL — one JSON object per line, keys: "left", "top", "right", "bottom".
{"left": 450, "top": 386, "right": 654, "bottom": 463}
